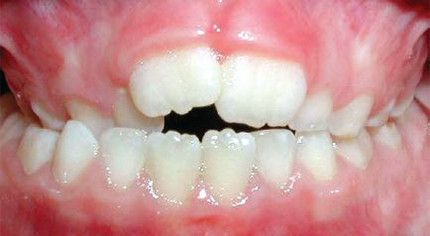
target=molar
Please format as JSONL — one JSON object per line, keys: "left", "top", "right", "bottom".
{"left": 31, "top": 101, "right": 66, "bottom": 131}
{"left": 334, "top": 129, "right": 373, "bottom": 170}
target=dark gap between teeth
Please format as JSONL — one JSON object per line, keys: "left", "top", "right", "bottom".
{"left": 163, "top": 105, "right": 295, "bottom": 140}
{"left": 0, "top": 69, "right": 10, "bottom": 95}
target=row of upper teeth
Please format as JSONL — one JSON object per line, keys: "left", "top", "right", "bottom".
{"left": 31, "top": 46, "right": 414, "bottom": 140}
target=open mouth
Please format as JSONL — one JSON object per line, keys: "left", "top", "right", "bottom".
{"left": 0, "top": 0, "right": 430, "bottom": 235}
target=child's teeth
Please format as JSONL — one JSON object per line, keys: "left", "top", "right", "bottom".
{"left": 366, "top": 99, "right": 395, "bottom": 127}
{"left": 290, "top": 90, "right": 333, "bottom": 132}
{"left": 253, "top": 129, "right": 296, "bottom": 188}
{"left": 52, "top": 120, "right": 99, "bottom": 184}
{"left": 18, "top": 125, "right": 59, "bottom": 175}
{"left": 202, "top": 129, "right": 256, "bottom": 205}
{"left": 329, "top": 95, "right": 374, "bottom": 138}
{"left": 334, "top": 130, "right": 373, "bottom": 170}
{"left": 146, "top": 131, "right": 201, "bottom": 204}
{"left": 0, "top": 113, "right": 30, "bottom": 149}
{"left": 390, "top": 94, "right": 414, "bottom": 118}
{"left": 129, "top": 47, "right": 221, "bottom": 117}
{"left": 113, "top": 89, "right": 164, "bottom": 132}
{"left": 296, "top": 131, "right": 337, "bottom": 181}
{"left": 370, "top": 122, "right": 402, "bottom": 150}
{"left": 31, "top": 101, "right": 66, "bottom": 131}
{"left": 215, "top": 55, "right": 307, "bottom": 128}
{"left": 100, "top": 128, "right": 147, "bottom": 189}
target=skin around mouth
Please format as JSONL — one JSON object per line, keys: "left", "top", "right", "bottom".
{"left": 0, "top": 0, "right": 430, "bottom": 235}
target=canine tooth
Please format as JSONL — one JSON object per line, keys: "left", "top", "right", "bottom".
{"left": 53, "top": 120, "right": 99, "bottom": 184}
{"left": 366, "top": 99, "right": 395, "bottom": 127}
{"left": 146, "top": 131, "right": 201, "bottom": 204}
{"left": 390, "top": 94, "right": 414, "bottom": 118}
{"left": 113, "top": 89, "right": 164, "bottom": 132}
{"left": 253, "top": 130, "right": 296, "bottom": 188}
{"left": 0, "top": 113, "right": 30, "bottom": 149}
{"left": 215, "top": 55, "right": 307, "bottom": 128}
{"left": 370, "top": 122, "right": 402, "bottom": 149}
{"left": 129, "top": 47, "right": 221, "bottom": 117}
{"left": 31, "top": 101, "right": 66, "bottom": 130}
{"left": 0, "top": 94, "right": 18, "bottom": 123}
{"left": 202, "top": 129, "right": 256, "bottom": 205}
{"left": 100, "top": 128, "right": 147, "bottom": 189}
{"left": 334, "top": 130, "right": 373, "bottom": 170}
{"left": 290, "top": 90, "right": 332, "bottom": 131}
{"left": 18, "top": 125, "right": 59, "bottom": 175}
{"left": 329, "top": 95, "right": 374, "bottom": 138}
{"left": 65, "top": 99, "right": 114, "bottom": 137}
{"left": 415, "top": 80, "right": 430, "bottom": 110}
{"left": 296, "top": 131, "right": 337, "bottom": 181}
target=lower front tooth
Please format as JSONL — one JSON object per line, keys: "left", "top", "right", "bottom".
{"left": 296, "top": 131, "right": 337, "bottom": 181}
{"left": 18, "top": 125, "right": 59, "bottom": 175}
{"left": 53, "top": 120, "right": 99, "bottom": 184}
{"left": 100, "top": 128, "right": 147, "bottom": 189}
{"left": 146, "top": 131, "right": 201, "bottom": 204}
{"left": 334, "top": 130, "right": 373, "bottom": 170}
{"left": 0, "top": 113, "right": 30, "bottom": 149}
{"left": 202, "top": 129, "right": 256, "bottom": 206}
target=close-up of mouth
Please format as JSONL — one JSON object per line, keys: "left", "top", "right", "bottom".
{"left": 0, "top": 0, "right": 430, "bottom": 235}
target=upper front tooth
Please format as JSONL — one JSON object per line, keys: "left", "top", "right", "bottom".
{"left": 329, "top": 95, "right": 374, "bottom": 138}
{"left": 146, "top": 131, "right": 201, "bottom": 204}
{"left": 215, "top": 55, "right": 307, "bottom": 128}
{"left": 129, "top": 47, "right": 221, "bottom": 117}
{"left": 100, "top": 128, "right": 147, "bottom": 189}
{"left": 0, "top": 113, "right": 30, "bottom": 149}
{"left": 289, "top": 90, "right": 333, "bottom": 132}
{"left": 31, "top": 101, "right": 66, "bottom": 131}
{"left": 334, "top": 129, "right": 373, "bottom": 170}
{"left": 253, "top": 129, "right": 296, "bottom": 188}
{"left": 52, "top": 120, "right": 99, "bottom": 184}
{"left": 202, "top": 129, "right": 256, "bottom": 206}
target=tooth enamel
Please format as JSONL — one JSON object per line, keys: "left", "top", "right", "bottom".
{"left": 129, "top": 47, "right": 221, "bottom": 117}
{"left": 31, "top": 101, "right": 66, "bottom": 130}
{"left": 370, "top": 122, "right": 402, "bottom": 149}
{"left": 389, "top": 94, "right": 414, "bottom": 118}
{"left": 415, "top": 80, "right": 430, "bottom": 110}
{"left": 366, "top": 99, "right": 395, "bottom": 127}
{"left": 0, "top": 113, "right": 30, "bottom": 149}
{"left": 296, "top": 131, "right": 337, "bottom": 181}
{"left": 113, "top": 89, "right": 164, "bottom": 132}
{"left": 334, "top": 130, "right": 373, "bottom": 170}
{"left": 215, "top": 55, "right": 307, "bottom": 128}
{"left": 100, "top": 128, "right": 147, "bottom": 189}
{"left": 18, "top": 125, "right": 59, "bottom": 175}
{"left": 253, "top": 130, "right": 296, "bottom": 188}
{"left": 52, "top": 120, "right": 99, "bottom": 184}
{"left": 0, "top": 94, "right": 18, "bottom": 123}
{"left": 289, "top": 90, "right": 332, "bottom": 132}
{"left": 202, "top": 129, "right": 256, "bottom": 205}
{"left": 329, "top": 95, "right": 374, "bottom": 138}
{"left": 65, "top": 99, "right": 114, "bottom": 137}
{"left": 146, "top": 131, "right": 201, "bottom": 204}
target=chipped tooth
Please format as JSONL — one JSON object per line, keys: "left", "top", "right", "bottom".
{"left": 389, "top": 94, "right": 414, "bottom": 118}
{"left": 415, "top": 80, "right": 430, "bottom": 110}
{"left": 18, "top": 125, "right": 59, "bottom": 175}
{"left": 113, "top": 89, "right": 164, "bottom": 132}
{"left": 202, "top": 129, "right": 256, "bottom": 205}
{"left": 52, "top": 120, "right": 99, "bottom": 184}
{"left": 366, "top": 99, "right": 395, "bottom": 127}
{"left": 296, "top": 131, "right": 337, "bottom": 181}
{"left": 370, "top": 122, "right": 402, "bottom": 149}
{"left": 31, "top": 101, "right": 66, "bottom": 130}
{"left": 334, "top": 130, "right": 373, "bottom": 170}
{"left": 215, "top": 55, "right": 307, "bottom": 128}
{"left": 100, "top": 128, "right": 147, "bottom": 189}
{"left": 253, "top": 130, "right": 296, "bottom": 188}
{"left": 329, "top": 95, "right": 374, "bottom": 138}
{"left": 0, "top": 94, "right": 18, "bottom": 123}
{"left": 290, "top": 90, "right": 332, "bottom": 132}
{"left": 0, "top": 113, "right": 30, "bottom": 149}
{"left": 146, "top": 131, "right": 201, "bottom": 204}
{"left": 129, "top": 47, "right": 221, "bottom": 117}
{"left": 66, "top": 99, "right": 114, "bottom": 137}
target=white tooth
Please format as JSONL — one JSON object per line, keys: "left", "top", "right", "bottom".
{"left": 129, "top": 47, "right": 221, "bottom": 117}
{"left": 18, "top": 125, "right": 59, "bottom": 175}
{"left": 0, "top": 113, "right": 30, "bottom": 149}
{"left": 216, "top": 55, "right": 307, "bottom": 128}
{"left": 329, "top": 95, "right": 374, "bottom": 138}
{"left": 66, "top": 99, "right": 114, "bottom": 137}
{"left": 296, "top": 131, "right": 337, "bottom": 181}
{"left": 370, "top": 122, "right": 402, "bottom": 149}
{"left": 415, "top": 80, "right": 430, "bottom": 110}
{"left": 100, "top": 128, "right": 147, "bottom": 189}
{"left": 366, "top": 99, "right": 395, "bottom": 127}
{"left": 53, "top": 120, "right": 99, "bottom": 184}
{"left": 389, "top": 94, "right": 414, "bottom": 118}
{"left": 334, "top": 130, "right": 373, "bottom": 170}
{"left": 113, "top": 89, "right": 164, "bottom": 132}
{"left": 146, "top": 131, "right": 201, "bottom": 204}
{"left": 253, "top": 129, "right": 296, "bottom": 188}
{"left": 31, "top": 101, "right": 66, "bottom": 130}
{"left": 202, "top": 129, "right": 256, "bottom": 205}
{"left": 289, "top": 90, "right": 332, "bottom": 132}
{"left": 0, "top": 94, "right": 18, "bottom": 123}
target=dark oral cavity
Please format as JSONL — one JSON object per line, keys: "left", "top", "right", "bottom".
{"left": 1, "top": 0, "right": 430, "bottom": 235}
